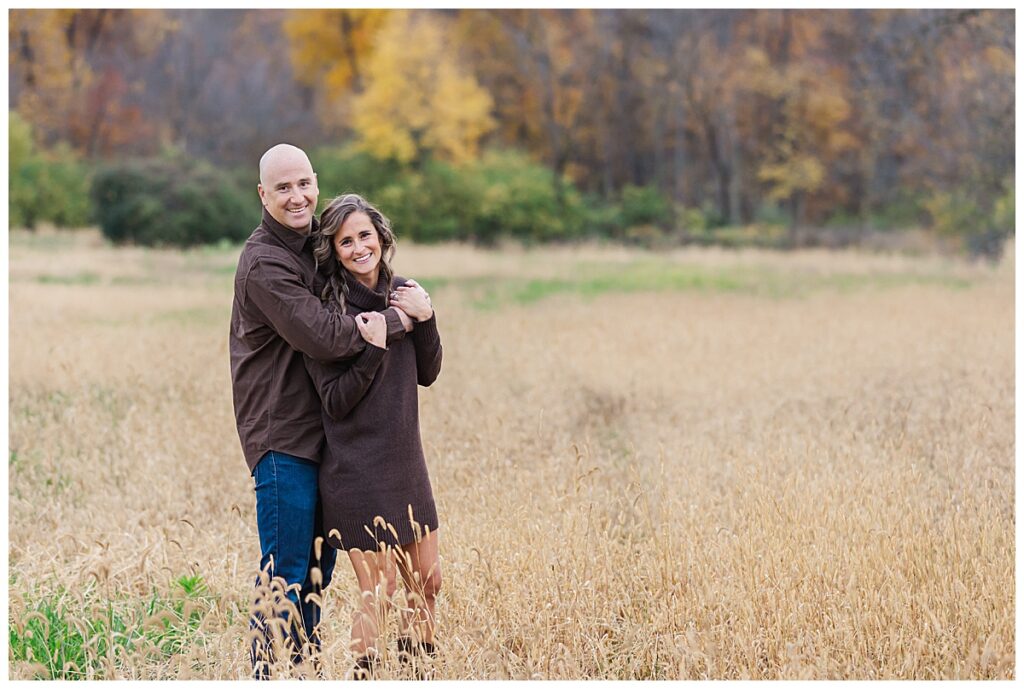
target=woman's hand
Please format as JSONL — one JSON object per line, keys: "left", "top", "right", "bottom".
{"left": 390, "top": 280, "right": 433, "bottom": 322}
{"left": 356, "top": 311, "right": 387, "bottom": 348}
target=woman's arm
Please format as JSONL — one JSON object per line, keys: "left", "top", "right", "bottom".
{"left": 303, "top": 311, "right": 390, "bottom": 420}
{"left": 410, "top": 313, "right": 443, "bottom": 387}
{"left": 391, "top": 278, "right": 442, "bottom": 387}
{"left": 304, "top": 345, "right": 385, "bottom": 421}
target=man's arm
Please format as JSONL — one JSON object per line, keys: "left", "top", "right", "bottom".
{"left": 392, "top": 304, "right": 414, "bottom": 333}
{"left": 245, "top": 257, "right": 406, "bottom": 361}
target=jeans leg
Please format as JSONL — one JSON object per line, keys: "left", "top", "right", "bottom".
{"left": 299, "top": 496, "right": 338, "bottom": 652}
{"left": 249, "top": 451, "right": 321, "bottom": 677}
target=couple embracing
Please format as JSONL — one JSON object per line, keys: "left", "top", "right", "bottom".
{"left": 229, "top": 144, "right": 442, "bottom": 679}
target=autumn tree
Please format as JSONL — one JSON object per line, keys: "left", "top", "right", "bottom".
{"left": 456, "top": 9, "right": 604, "bottom": 203}
{"left": 283, "top": 9, "right": 389, "bottom": 132}
{"left": 351, "top": 11, "right": 495, "bottom": 166}
{"left": 9, "top": 9, "right": 170, "bottom": 156}
{"left": 748, "top": 48, "right": 858, "bottom": 234}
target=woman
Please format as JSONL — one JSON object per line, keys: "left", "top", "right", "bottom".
{"left": 303, "top": 193, "right": 442, "bottom": 679}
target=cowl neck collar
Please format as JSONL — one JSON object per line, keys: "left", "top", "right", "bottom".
{"left": 344, "top": 270, "right": 387, "bottom": 311}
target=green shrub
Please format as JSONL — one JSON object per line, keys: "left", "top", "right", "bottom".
{"left": 620, "top": 184, "right": 672, "bottom": 230}
{"left": 991, "top": 179, "right": 1014, "bottom": 235}
{"left": 753, "top": 202, "right": 789, "bottom": 228}
{"left": 9, "top": 111, "right": 33, "bottom": 173}
{"left": 310, "top": 145, "right": 404, "bottom": 208}
{"left": 581, "top": 198, "right": 622, "bottom": 239}
{"left": 306, "top": 145, "right": 595, "bottom": 244}
{"left": 366, "top": 149, "right": 587, "bottom": 245}
{"left": 374, "top": 161, "right": 482, "bottom": 243}
{"left": 869, "top": 194, "right": 925, "bottom": 230}
{"left": 922, "top": 185, "right": 1014, "bottom": 259}
{"left": 37, "top": 144, "right": 93, "bottom": 227}
{"left": 90, "top": 158, "right": 259, "bottom": 247}
{"left": 976, "top": 180, "right": 1014, "bottom": 259}
{"left": 922, "top": 190, "right": 983, "bottom": 239}
{"left": 9, "top": 114, "right": 92, "bottom": 229}
{"left": 674, "top": 204, "right": 711, "bottom": 234}
{"left": 623, "top": 223, "right": 668, "bottom": 248}
{"left": 311, "top": 146, "right": 482, "bottom": 243}
{"left": 470, "top": 150, "right": 585, "bottom": 244}
{"left": 823, "top": 209, "right": 864, "bottom": 229}
{"left": 683, "top": 221, "right": 787, "bottom": 249}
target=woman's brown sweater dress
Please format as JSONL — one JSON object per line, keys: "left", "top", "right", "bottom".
{"left": 304, "top": 272, "right": 442, "bottom": 552}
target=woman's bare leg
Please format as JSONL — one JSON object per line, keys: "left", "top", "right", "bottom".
{"left": 347, "top": 547, "right": 398, "bottom": 659}
{"left": 396, "top": 529, "right": 441, "bottom": 646}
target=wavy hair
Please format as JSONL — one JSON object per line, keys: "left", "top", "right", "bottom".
{"left": 312, "top": 193, "right": 397, "bottom": 313}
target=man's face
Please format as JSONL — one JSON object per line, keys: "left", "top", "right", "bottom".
{"left": 257, "top": 154, "right": 319, "bottom": 232}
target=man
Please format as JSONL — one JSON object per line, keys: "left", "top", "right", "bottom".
{"left": 229, "top": 143, "right": 413, "bottom": 678}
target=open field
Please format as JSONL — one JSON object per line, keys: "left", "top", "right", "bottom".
{"left": 7, "top": 229, "right": 1015, "bottom": 679}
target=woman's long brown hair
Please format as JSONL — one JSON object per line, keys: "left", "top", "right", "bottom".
{"left": 312, "top": 193, "right": 397, "bottom": 313}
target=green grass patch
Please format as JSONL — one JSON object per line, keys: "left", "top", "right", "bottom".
{"left": 9, "top": 575, "right": 214, "bottom": 679}
{"left": 423, "top": 261, "right": 974, "bottom": 309}
{"left": 35, "top": 272, "right": 101, "bottom": 286}
{"left": 409, "top": 276, "right": 451, "bottom": 293}
{"left": 109, "top": 275, "right": 161, "bottom": 286}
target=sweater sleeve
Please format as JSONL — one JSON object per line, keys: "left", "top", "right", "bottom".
{"left": 410, "top": 312, "right": 443, "bottom": 387}
{"left": 304, "top": 345, "right": 386, "bottom": 421}
{"left": 244, "top": 256, "right": 405, "bottom": 361}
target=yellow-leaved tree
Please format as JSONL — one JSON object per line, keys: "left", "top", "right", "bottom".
{"left": 352, "top": 11, "right": 495, "bottom": 166}
{"left": 745, "top": 35, "right": 857, "bottom": 235}
{"left": 283, "top": 9, "right": 389, "bottom": 130}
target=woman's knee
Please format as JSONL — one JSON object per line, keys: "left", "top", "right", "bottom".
{"left": 418, "top": 567, "right": 442, "bottom": 599}
{"left": 357, "top": 573, "right": 398, "bottom": 602}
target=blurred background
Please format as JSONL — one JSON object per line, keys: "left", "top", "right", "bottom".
{"left": 7, "top": 8, "right": 1015, "bottom": 257}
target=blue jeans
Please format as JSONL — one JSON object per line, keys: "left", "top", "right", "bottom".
{"left": 250, "top": 451, "right": 337, "bottom": 679}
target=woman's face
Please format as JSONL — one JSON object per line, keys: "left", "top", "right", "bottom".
{"left": 333, "top": 211, "right": 382, "bottom": 284}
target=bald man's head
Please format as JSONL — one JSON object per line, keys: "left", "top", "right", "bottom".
{"left": 257, "top": 143, "right": 319, "bottom": 233}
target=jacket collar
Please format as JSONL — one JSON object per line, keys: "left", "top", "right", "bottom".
{"left": 261, "top": 207, "right": 318, "bottom": 255}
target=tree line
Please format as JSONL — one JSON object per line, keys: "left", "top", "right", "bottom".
{"left": 8, "top": 9, "right": 1015, "bottom": 255}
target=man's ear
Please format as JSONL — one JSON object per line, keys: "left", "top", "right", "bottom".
{"left": 257, "top": 184, "right": 266, "bottom": 206}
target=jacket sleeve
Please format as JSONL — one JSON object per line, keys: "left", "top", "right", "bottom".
{"left": 410, "top": 312, "right": 443, "bottom": 387}
{"left": 304, "top": 345, "right": 386, "bottom": 421}
{"left": 244, "top": 256, "right": 405, "bottom": 361}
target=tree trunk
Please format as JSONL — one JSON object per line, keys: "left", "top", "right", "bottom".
{"left": 788, "top": 193, "right": 803, "bottom": 246}
{"left": 726, "top": 102, "right": 742, "bottom": 224}
{"left": 672, "top": 90, "right": 687, "bottom": 205}
{"left": 703, "top": 111, "right": 731, "bottom": 223}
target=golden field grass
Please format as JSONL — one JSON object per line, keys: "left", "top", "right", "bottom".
{"left": 7, "top": 228, "right": 1015, "bottom": 679}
